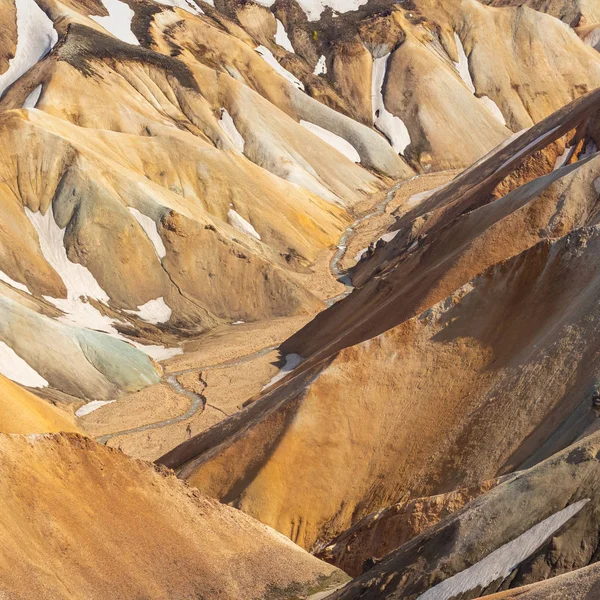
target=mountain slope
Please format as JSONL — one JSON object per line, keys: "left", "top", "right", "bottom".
{"left": 0, "top": 432, "right": 346, "bottom": 599}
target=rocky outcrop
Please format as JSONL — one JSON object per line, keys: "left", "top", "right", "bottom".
{"left": 330, "top": 431, "right": 600, "bottom": 599}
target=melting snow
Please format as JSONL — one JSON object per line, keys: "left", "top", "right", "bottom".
{"left": 275, "top": 19, "right": 295, "bottom": 52}
{"left": 75, "top": 400, "right": 116, "bottom": 418}
{"left": 479, "top": 96, "right": 506, "bottom": 126}
{"left": 453, "top": 33, "right": 506, "bottom": 126}
{"left": 26, "top": 206, "right": 178, "bottom": 359}
{"left": 23, "top": 84, "right": 42, "bottom": 109}
{"left": 91, "top": 0, "right": 140, "bottom": 45}
{"left": 219, "top": 109, "right": 245, "bottom": 153}
{"left": 0, "top": 270, "right": 30, "bottom": 293}
{"left": 228, "top": 209, "right": 261, "bottom": 240}
{"left": 453, "top": 33, "right": 475, "bottom": 93}
{"left": 0, "top": 341, "right": 48, "bottom": 388}
{"left": 494, "top": 125, "right": 561, "bottom": 173}
{"left": 407, "top": 183, "right": 448, "bottom": 208}
{"left": 0, "top": 0, "right": 58, "bottom": 99}
{"left": 418, "top": 499, "right": 590, "bottom": 600}
{"left": 300, "top": 120, "right": 361, "bottom": 163}
{"left": 232, "top": 320, "right": 245, "bottom": 325}
{"left": 128, "top": 208, "right": 167, "bottom": 259}
{"left": 155, "top": 0, "right": 208, "bottom": 13}
{"left": 314, "top": 55, "right": 327, "bottom": 75}
{"left": 124, "top": 297, "right": 172, "bottom": 324}
{"left": 553, "top": 146, "right": 572, "bottom": 171}
{"left": 372, "top": 54, "right": 411, "bottom": 155}
{"left": 294, "top": 0, "right": 368, "bottom": 21}
{"left": 255, "top": 46, "right": 304, "bottom": 90}
{"left": 263, "top": 353, "right": 304, "bottom": 389}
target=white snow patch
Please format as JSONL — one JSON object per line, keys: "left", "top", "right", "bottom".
{"left": 0, "top": 341, "right": 48, "bottom": 388}
{"left": 380, "top": 229, "right": 400, "bottom": 243}
{"left": 232, "top": 320, "right": 245, "bottom": 325}
{"left": 553, "top": 146, "right": 572, "bottom": 171}
{"left": 479, "top": 96, "right": 506, "bottom": 126}
{"left": 407, "top": 183, "right": 448, "bottom": 208}
{"left": 128, "top": 208, "right": 166, "bottom": 259}
{"left": 130, "top": 342, "right": 183, "bottom": 361}
{"left": 453, "top": 33, "right": 475, "bottom": 93}
{"left": 263, "top": 353, "right": 304, "bottom": 389}
{"left": 453, "top": 34, "right": 506, "bottom": 126}
{"left": 0, "top": 0, "right": 58, "bottom": 99}
{"left": 314, "top": 55, "right": 327, "bottom": 75}
{"left": 372, "top": 54, "right": 411, "bottom": 155}
{"left": 75, "top": 400, "right": 116, "bottom": 418}
{"left": 294, "top": 0, "right": 368, "bottom": 21}
{"left": 23, "top": 84, "right": 42, "bottom": 109}
{"left": 228, "top": 209, "right": 261, "bottom": 240}
{"left": 584, "top": 28, "right": 600, "bottom": 50}
{"left": 0, "top": 270, "right": 30, "bottom": 293}
{"left": 255, "top": 45, "right": 304, "bottom": 90}
{"left": 300, "top": 120, "right": 361, "bottom": 163}
{"left": 275, "top": 19, "right": 294, "bottom": 52}
{"left": 594, "top": 177, "right": 600, "bottom": 195}
{"left": 418, "top": 499, "right": 590, "bottom": 600}
{"left": 219, "top": 109, "right": 245, "bottom": 153}
{"left": 494, "top": 126, "right": 561, "bottom": 174}
{"left": 125, "top": 297, "right": 172, "bottom": 324}
{"left": 354, "top": 247, "right": 368, "bottom": 261}
{"left": 91, "top": 0, "right": 139, "bottom": 45}
{"left": 155, "top": 0, "right": 207, "bottom": 13}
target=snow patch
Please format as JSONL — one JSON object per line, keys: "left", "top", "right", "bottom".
{"left": 314, "top": 55, "right": 327, "bottom": 75}
{"left": 453, "top": 33, "right": 475, "bottom": 93}
{"left": 0, "top": 341, "right": 48, "bottom": 388}
{"left": 75, "top": 400, "right": 116, "bottom": 418}
{"left": 23, "top": 84, "right": 42, "bottom": 109}
{"left": 228, "top": 209, "right": 261, "bottom": 240}
{"left": 453, "top": 34, "right": 506, "bottom": 125}
{"left": 0, "top": 270, "right": 29, "bottom": 293}
{"left": 275, "top": 19, "right": 294, "bottom": 52}
{"left": 219, "top": 109, "right": 245, "bottom": 153}
{"left": 125, "top": 297, "right": 172, "bottom": 324}
{"left": 128, "top": 208, "right": 166, "bottom": 259}
{"left": 407, "top": 183, "right": 448, "bottom": 208}
{"left": 372, "top": 54, "right": 411, "bottom": 155}
{"left": 494, "top": 126, "right": 561, "bottom": 174}
{"left": 479, "top": 96, "right": 506, "bottom": 126}
{"left": 263, "top": 353, "right": 304, "bottom": 389}
{"left": 294, "top": 0, "right": 368, "bottom": 21}
{"left": 0, "top": 0, "right": 58, "bottom": 99}
{"left": 418, "top": 499, "right": 590, "bottom": 600}
{"left": 91, "top": 0, "right": 139, "bottom": 45}
{"left": 594, "top": 177, "right": 600, "bottom": 195}
{"left": 580, "top": 140, "right": 598, "bottom": 160}
{"left": 130, "top": 343, "right": 183, "bottom": 361}
{"left": 300, "top": 120, "right": 361, "bottom": 163}
{"left": 553, "top": 146, "right": 572, "bottom": 171}
{"left": 255, "top": 46, "right": 304, "bottom": 90}
{"left": 232, "top": 320, "right": 245, "bottom": 325}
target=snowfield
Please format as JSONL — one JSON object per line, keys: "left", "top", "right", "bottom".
{"left": 228, "top": 209, "right": 261, "bottom": 240}
{"left": 129, "top": 208, "right": 167, "bottom": 259}
{"left": 0, "top": 341, "right": 48, "bottom": 388}
{"left": 372, "top": 54, "right": 411, "bottom": 155}
{"left": 219, "top": 109, "right": 246, "bottom": 153}
{"left": 300, "top": 120, "right": 361, "bottom": 163}
{"left": 418, "top": 500, "right": 590, "bottom": 600}
{"left": 91, "top": 0, "right": 139, "bottom": 45}
{"left": 255, "top": 46, "right": 305, "bottom": 91}
{"left": 0, "top": 0, "right": 58, "bottom": 99}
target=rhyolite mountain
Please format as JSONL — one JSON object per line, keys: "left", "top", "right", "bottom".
{"left": 2, "top": 0, "right": 600, "bottom": 598}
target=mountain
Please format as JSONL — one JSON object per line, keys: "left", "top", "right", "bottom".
{"left": 0, "top": 432, "right": 346, "bottom": 599}
{"left": 2, "top": 0, "right": 600, "bottom": 598}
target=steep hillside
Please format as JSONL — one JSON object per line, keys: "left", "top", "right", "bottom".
{"left": 0, "top": 432, "right": 346, "bottom": 599}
